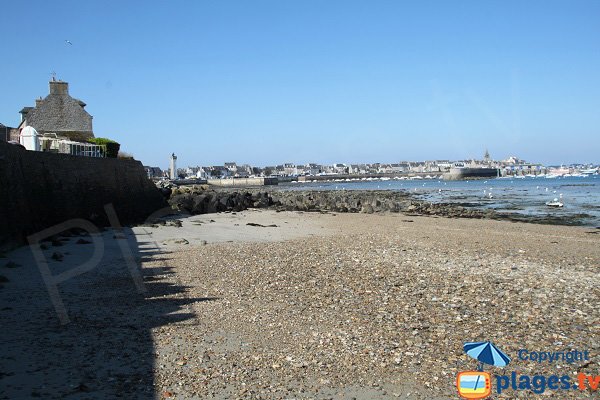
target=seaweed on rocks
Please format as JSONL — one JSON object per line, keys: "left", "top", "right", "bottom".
{"left": 167, "top": 187, "right": 588, "bottom": 226}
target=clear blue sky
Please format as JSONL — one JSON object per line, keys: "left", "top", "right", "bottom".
{"left": 1, "top": 0, "right": 599, "bottom": 169}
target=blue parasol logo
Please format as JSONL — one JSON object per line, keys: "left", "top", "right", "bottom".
{"left": 464, "top": 341, "right": 511, "bottom": 370}
{"left": 457, "top": 341, "right": 511, "bottom": 399}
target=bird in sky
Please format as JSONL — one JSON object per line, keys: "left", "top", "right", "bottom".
{"left": 65, "top": 40, "right": 72, "bottom": 45}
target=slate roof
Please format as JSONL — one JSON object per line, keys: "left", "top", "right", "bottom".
{"left": 20, "top": 81, "right": 94, "bottom": 141}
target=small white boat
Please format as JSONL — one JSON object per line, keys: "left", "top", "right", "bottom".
{"left": 546, "top": 198, "right": 563, "bottom": 207}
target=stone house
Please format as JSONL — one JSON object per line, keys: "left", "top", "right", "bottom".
{"left": 283, "top": 163, "right": 298, "bottom": 176}
{"left": 224, "top": 162, "right": 237, "bottom": 174}
{"left": 1, "top": 123, "right": 20, "bottom": 142}
{"left": 435, "top": 160, "right": 452, "bottom": 171}
{"left": 144, "top": 166, "right": 163, "bottom": 178}
{"left": 195, "top": 167, "right": 208, "bottom": 179}
{"left": 236, "top": 165, "right": 252, "bottom": 177}
{"left": 332, "top": 163, "right": 348, "bottom": 174}
{"left": 210, "top": 166, "right": 230, "bottom": 178}
{"left": 404, "top": 161, "right": 423, "bottom": 172}
{"left": 387, "top": 163, "right": 408, "bottom": 173}
{"left": 305, "top": 163, "right": 323, "bottom": 175}
{"left": 349, "top": 164, "right": 368, "bottom": 174}
{"left": 16, "top": 80, "right": 94, "bottom": 142}
{"left": 274, "top": 165, "right": 286, "bottom": 176}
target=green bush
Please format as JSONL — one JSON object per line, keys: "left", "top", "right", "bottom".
{"left": 88, "top": 137, "right": 120, "bottom": 158}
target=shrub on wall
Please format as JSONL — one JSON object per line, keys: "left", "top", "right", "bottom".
{"left": 88, "top": 138, "right": 120, "bottom": 158}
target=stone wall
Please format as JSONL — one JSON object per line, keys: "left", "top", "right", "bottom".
{"left": 0, "top": 142, "right": 166, "bottom": 248}
{"left": 207, "top": 177, "right": 279, "bottom": 187}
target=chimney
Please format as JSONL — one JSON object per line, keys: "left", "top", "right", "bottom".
{"left": 35, "top": 97, "right": 43, "bottom": 107}
{"left": 19, "top": 107, "right": 33, "bottom": 122}
{"left": 49, "top": 81, "right": 69, "bottom": 95}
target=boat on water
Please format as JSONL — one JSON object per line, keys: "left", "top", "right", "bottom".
{"left": 546, "top": 199, "right": 563, "bottom": 207}
{"left": 581, "top": 168, "right": 599, "bottom": 175}
{"left": 546, "top": 194, "right": 564, "bottom": 208}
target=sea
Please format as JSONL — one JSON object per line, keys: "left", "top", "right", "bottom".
{"left": 283, "top": 175, "right": 600, "bottom": 227}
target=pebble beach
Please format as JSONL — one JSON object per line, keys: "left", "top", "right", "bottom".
{"left": 1, "top": 210, "right": 598, "bottom": 399}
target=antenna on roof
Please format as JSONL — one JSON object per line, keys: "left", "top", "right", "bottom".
{"left": 51, "top": 71, "right": 57, "bottom": 81}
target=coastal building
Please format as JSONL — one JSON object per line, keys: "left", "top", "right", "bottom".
{"left": 378, "top": 164, "right": 392, "bottom": 173}
{"left": 1, "top": 123, "right": 16, "bottom": 142}
{"left": 302, "top": 166, "right": 312, "bottom": 175}
{"left": 435, "top": 160, "right": 452, "bottom": 171}
{"left": 224, "top": 162, "right": 237, "bottom": 175}
{"left": 207, "top": 166, "right": 230, "bottom": 178}
{"left": 368, "top": 163, "right": 381, "bottom": 173}
{"left": 16, "top": 79, "right": 94, "bottom": 142}
{"left": 262, "top": 166, "right": 276, "bottom": 176}
{"left": 502, "top": 155, "right": 525, "bottom": 165}
{"left": 410, "top": 161, "right": 426, "bottom": 172}
{"left": 196, "top": 167, "right": 208, "bottom": 179}
{"left": 277, "top": 165, "right": 286, "bottom": 175}
{"left": 388, "top": 163, "right": 409, "bottom": 173}
{"left": 305, "top": 163, "right": 323, "bottom": 175}
{"left": 144, "top": 166, "right": 163, "bottom": 179}
{"left": 236, "top": 164, "right": 253, "bottom": 177}
{"left": 332, "top": 163, "right": 348, "bottom": 174}
{"left": 283, "top": 163, "right": 298, "bottom": 176}
{"left": 356, "top": 164, "right": 367, "bottom": 173}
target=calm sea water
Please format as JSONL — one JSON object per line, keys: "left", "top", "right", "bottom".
{"left": 282, "top": 175, "right": 600, "bottom": 227}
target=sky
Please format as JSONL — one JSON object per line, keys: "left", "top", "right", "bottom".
{"left": 1, "top": 0, "right": 599, "bottom": 169}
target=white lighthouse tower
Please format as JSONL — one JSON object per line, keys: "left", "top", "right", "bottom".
{"left": 169, "top": 153, "right": 177, "bottom": 180}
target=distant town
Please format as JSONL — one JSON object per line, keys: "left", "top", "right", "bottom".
{"left": 3, "top": 79, "right": 596, "bottom": 184}
{"left": 145, "top": 150, "right": 599, "bottom": 181}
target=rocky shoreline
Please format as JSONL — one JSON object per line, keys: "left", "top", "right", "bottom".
{"left": 166, "top": 186, "right": 588, "bottom": 226}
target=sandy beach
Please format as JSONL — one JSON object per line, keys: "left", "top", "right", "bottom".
{"left": 1, "top": 210, "right": 598, "bottom": 399}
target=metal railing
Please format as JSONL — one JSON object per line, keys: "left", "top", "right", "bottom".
{"left": 38, "top": 134, "right": 106, "bottom": 157}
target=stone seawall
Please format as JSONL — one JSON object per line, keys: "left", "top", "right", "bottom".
{"left": 207, "top": 177, "right": 279, "bottom": 187}
{"left": 0, "top": 142, "right": 166, "bottom": 248}
{"left": 443, "top": 167, "right": 500, "bottom": 180}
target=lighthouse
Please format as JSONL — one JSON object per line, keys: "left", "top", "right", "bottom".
{"left": 169, "top": 153, "right": 177, "bottom": 180}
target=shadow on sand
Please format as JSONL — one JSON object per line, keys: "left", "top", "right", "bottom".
{"left": 0, "top": 225, "right": 210, "bottom": 399}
